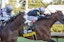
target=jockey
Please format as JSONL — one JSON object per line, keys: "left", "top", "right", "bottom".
{"left": 24, "top": 7, "right": 49, "bottom": 30}
{"left": 0, "top": 5, "right": 13, "bottom": 22}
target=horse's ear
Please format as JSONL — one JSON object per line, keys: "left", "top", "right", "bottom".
{"left": 18, "top": 11, "right": 25, "bottom": 16}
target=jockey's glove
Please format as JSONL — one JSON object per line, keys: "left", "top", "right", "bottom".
{"left": 38, "top": 15, "right": 50, "bottom": 20}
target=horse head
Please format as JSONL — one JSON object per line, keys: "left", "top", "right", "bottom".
{"left": 19, "top": 11, "right": 25, "bottom": 17}
{"left": 51, "top": 10, "right": 64, "bottom": 24}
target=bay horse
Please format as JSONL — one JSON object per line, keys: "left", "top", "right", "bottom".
{"left": 0, "top": 12, "right": 25, "bottom": 42}
{"left": 19, "top": 11, "right": 64, "bottom": 42}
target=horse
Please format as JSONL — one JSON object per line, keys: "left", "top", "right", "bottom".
{"left": 18, "top": 11, "right": 64, "bottom": 42}
{"left": 0, "top": 11, "right": 64, "bottom": 42}
{"left": 0, "top": 12, "right": 25, "bottom": 42}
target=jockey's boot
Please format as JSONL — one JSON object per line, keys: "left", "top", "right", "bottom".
{"left": 28, "top": 26, "right": 33, "bottom": 30}
{"left": 28, "top": 20, "right": 34, "bottom": 29}
{"left": 27, "top": 26, "right": 33, "bottom": 33}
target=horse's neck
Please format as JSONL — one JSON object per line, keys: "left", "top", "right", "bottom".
{"left": 46, "top": 19, "right": 57, "bottom": 28}
{"left": 36, "top": 19, "right": 57, "bottom": 28}
{"left": 7, "top": 15, "right": 21, "bottom": 31}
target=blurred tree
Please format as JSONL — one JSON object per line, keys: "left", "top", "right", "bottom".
{"left": 32, "top": 0, "right": 36, "bottom": 3}
{"left": 57, "top": 0, "right": 62, "bottom": 4}
{"left": 8, "top": 0, "right": 22, "bottom": 13}
{"left": 22, "top": 0, "right": 26, "bottom": 7}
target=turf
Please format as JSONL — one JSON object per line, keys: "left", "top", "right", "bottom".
{"left": 17, "top": 37, "right": 64, "bottom": 42}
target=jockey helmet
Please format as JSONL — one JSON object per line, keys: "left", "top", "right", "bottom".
{"left": 6, "top": 5, "right": 13, "bottom": 12}
{"left": 39, "top": 7, "right": 45, "bottom": 13}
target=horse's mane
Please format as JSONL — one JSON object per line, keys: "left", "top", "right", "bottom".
{"left": 2, "top": 12, "right": 24, "bottom": 30}
{"left": 8, "top": 12, "right": 24, "bottom": 23}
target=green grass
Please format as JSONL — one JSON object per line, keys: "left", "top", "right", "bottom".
{"left": 52, "top": 38, "right": 64, "bottom": 42}
{"left": 17, "top": 37, "right": 64, "bottom": 42}
{"left": 17, "top": 37, "right": 42, "bottom": 42}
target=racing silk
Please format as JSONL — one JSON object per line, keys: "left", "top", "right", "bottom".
{"left": 0, "top": 10, "right": 13, "bottom": 21}
{"left": 1, "top": 8, "right": 6, "bottom": 12}
{"left": 27, "top": 9, "right": 40, "bottom": 16}
{"left": 24, "top": 9, "right": 40, "bottom": 26}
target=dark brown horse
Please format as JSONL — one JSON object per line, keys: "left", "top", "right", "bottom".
{"left": 19, "top": 11, "right": 64, "bottom": 42}
{"left": 0, "top": 12, "right": 25, "bottom": 42}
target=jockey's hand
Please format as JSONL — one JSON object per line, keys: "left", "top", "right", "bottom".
{"left": 45, "top": 14, "right": 51, "bottom": 19}
{"left": 38, "top": 15, "right": 50, "bottom": 19}
{"left": 45, "top": 14, "right": 51, "bottom": 17}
